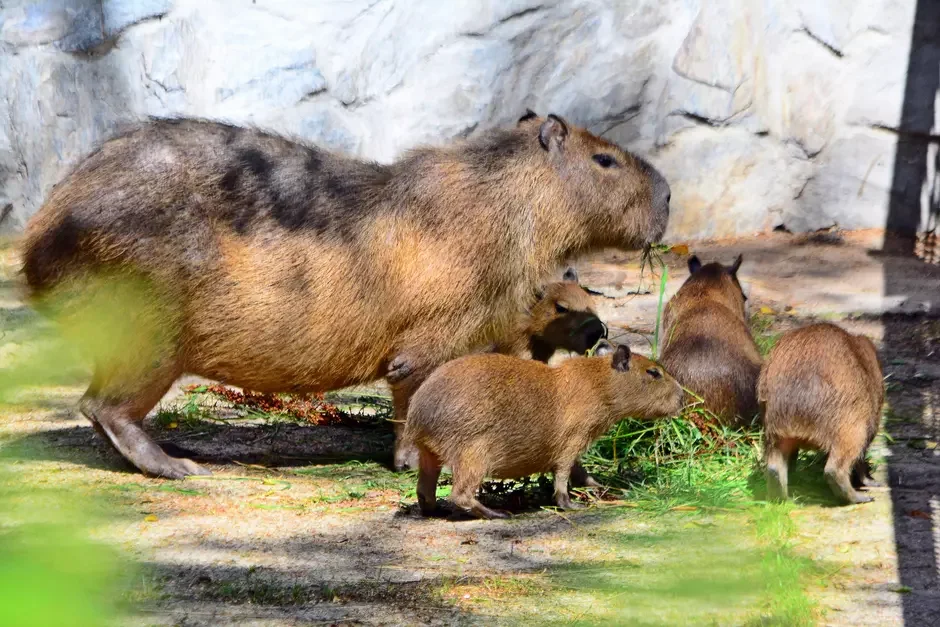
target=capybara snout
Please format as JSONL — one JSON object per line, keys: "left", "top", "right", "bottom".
{"left": 759, "top": 323, "right": 884, "bottom": 505}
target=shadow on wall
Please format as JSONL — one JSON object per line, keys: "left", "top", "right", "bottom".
{"left": 883, "top": 0, "right": 940, "bottom": 624}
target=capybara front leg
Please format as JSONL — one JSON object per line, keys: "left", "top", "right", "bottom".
{"left": 416, "top": 448, "right": 443, "bottom": 516}
{"left": 553, "top": 463, "right": 582, "bottom": 510}
{"left": 570, "top": 461, "right": 603, "bottom": 489}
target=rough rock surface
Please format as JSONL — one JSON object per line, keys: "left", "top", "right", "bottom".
{"left": 0, "top": 0, "right": 934, "bottom": 240}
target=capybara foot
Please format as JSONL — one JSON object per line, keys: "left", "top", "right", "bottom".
{"left": 83, "top": 402, "right": 210, "bottom": 479}
{"left": 471, "top": 505, "right": 510, "bottom": 520}
{"left": 453, "top": 495, "right": 509, "bottom": 520}
{"left": 554, "top": 492, "right": 583, "bottom": 511}
{"left": 765, "top": 467, "right": 789, "bottom": 503}
{"left": 570, "top": 461, "right": 603, "bottom": 489}
{"left": 825, "top": 467, "right": 873, "bottom": 505}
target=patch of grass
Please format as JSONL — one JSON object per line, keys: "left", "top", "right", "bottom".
{"left": 750, "top": 312, "right": 782, "bottom": 357}
{"left": 583, "top": 402, "right": 761, "bottom": 511}
{"left": 486, "top": 505, "right": 819, "bottom": 626}
{"left": 152, "top": 390, "right": 217, "bottom": 429}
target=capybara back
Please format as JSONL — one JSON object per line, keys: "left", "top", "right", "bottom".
{"left": 661, "top": 255, "right": 762, "bottom": 424}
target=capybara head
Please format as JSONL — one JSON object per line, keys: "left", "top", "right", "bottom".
{"left": 594, "top": 341, "right": 684, "bottom": 419}
{"left": 516, "top": 111, "right": 671, "bottom": 247}
{"left": 529, "top": 267, "right": 606, "bottom": 358}
{"left": 665, "top": 254, "right": 746, "bottom": 326}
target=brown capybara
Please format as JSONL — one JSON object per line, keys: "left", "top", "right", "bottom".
{"left": 660, "top": 254, "right": 762, "bottom": 425}
{"left": 404, "top": 340, "right": 684, "bottom": 519}
{"left": 21, "top": 111, "right": 671, "bottom": 478}
{"left": 758, "top": 323, "right": 884, "bottom": 504}
{"left": 498, "top": 266, "right": 606, "bottom": 362}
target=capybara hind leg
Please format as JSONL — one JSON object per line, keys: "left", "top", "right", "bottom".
{"left": 80, "top": 367, "right": 209, "bottom": 479}
{"left": 851, "top": 458, "right": 881, "bottom": 488}
{"left": 570, "top": 461, "right": 603, "bottom": 489}
{"left": 764, "top": 443, "right": 790, "bottom": 502}
{"left": 416, "top": 448, "right": 442, "bottom": 516}
{"left": 451, "top": 461, "right": 506, "bottom": 520}
{"left": 824, "top": 454, "right": 872, "bottom": 505}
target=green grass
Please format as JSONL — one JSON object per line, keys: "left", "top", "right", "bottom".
{"left": 750, "top": 312, "right": 783, "bottom": 357}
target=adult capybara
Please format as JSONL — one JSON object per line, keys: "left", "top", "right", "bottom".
{"left": 498, "top": 266, "right": 606, "bottom": 362}
{"left": 759, "top": 323, "right": 884, "bottom": 504}
{"left": 21, "top": 111, "right": 671, "bottom": 478}
{"left": 404, "top": 340, "right": 683, "bottom": 519}
{"left": 660, "top": 255, "right": 762, "bottom": 425}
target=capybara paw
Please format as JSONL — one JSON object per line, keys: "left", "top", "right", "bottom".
{"left": 146, "top": 456, "right": 211, "bottom": 480}
{"left": 850, "top": 493, "right": 874, "bottom": 504}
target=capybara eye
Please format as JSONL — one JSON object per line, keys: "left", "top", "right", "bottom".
{"left": 646, "top": 367, "right": 662, "bottom": 379}
{"left": 555, "top": 303, "right": 569, "bottom": 314}
{"left": 592, "top": 154, "right": 618, "bottom": 169}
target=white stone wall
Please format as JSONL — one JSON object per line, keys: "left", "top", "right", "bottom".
{"left": 0, "top": 0, "right": 934, "bottom": 241}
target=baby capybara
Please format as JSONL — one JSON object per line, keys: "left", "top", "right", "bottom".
{"left": 21, "top": 112, "right": 671, "bottom": 478}
{"left": 660, "top": 255, "right": 762, "bottom": 425}
{"left": 404, "top": 341, "right": 683, "bottom": 519}
{"left": 758, "top": 323, "right": 884, "bottom": 504}
{"left": 500, "top": 267, "right": 606, "bottom": 362}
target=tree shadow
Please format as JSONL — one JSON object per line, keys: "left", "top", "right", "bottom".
{"left": 3, "top": 422, "right": 397, "bottom": 472}
{"left": 882, "top": 1, "right": 940, "bottom": 622}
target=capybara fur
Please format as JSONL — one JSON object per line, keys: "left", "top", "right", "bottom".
{"left": 499, "top": 266, "right": 606, "bottom": 362}
{"left": 21, "top": 112, "right": 671, "bottom": 478}
{"left": 660, "top": 255, "right": 762, "bottom": 425}
{"left": 758, "top": 323, "right": 884, "bottom": 504}
{"left": 404, "top": 340, "right": 683, "bottom": 519}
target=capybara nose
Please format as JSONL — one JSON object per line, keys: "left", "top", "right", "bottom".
{"left": 578, "top": 316, "right": 607, "bottom": 352}
{"left": 584, "top": 318, "right": 607, "bottom": 349}
{"left": 637, "top": 157, "right": 670, "bottom": 242}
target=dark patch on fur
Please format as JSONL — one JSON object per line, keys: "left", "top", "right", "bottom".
{"left": 304, "top": 149, "right": 322, "bottom": 173}
{"left": 463, "top": 133, "right": 527, "bottom": 175}
{"left": 237, "top": 149, "right": 272, "bottom": 179}
{"left": 23, "top": 215, "right": 81, "bottom": 290}
{"left": 219, "top": 169, "right": 239, "bottom": 193}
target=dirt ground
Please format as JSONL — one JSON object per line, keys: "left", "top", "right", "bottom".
{"left": 1, "top": 230, "right": 939, "bottom": 626}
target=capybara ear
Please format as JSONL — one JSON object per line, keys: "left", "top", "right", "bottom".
{"left": 612, "top": 344, "right": 632, "bottom": 372}
{"left": 539, "top": 114, "right": 569, "bottom": 151}
{"left": 562, "top": 266, "right": 579, "bottom": 283}
{"left": 518, "top": 109, "right": 538, "bottom": 125}
{"left": 594, "top": 339, "right": 614, "bottom": 356}
{"left": 533, "top": 286, "right": 546, "bottom": 301}
{"left": 729, "top": 254, "right": 743, "bottom": 276}
{"left": 688, "top": 255, "right": 702, "bottom": 274}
